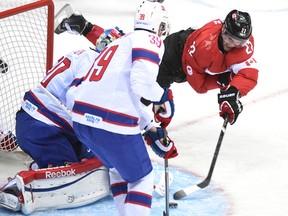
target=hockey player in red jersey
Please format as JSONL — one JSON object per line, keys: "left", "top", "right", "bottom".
{"left": 181, "top": 10, "right": 257, "bottom": 124}
{"left": 56, "top": 8, "right": 258, "bottom": 126}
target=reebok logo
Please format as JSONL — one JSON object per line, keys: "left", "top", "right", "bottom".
{"left": 45, "top": 169, "right": 76, "bottom": 178}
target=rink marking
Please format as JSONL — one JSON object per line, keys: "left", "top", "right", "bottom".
{"left": 170, "top": 87, "right": 288, "bottom": 130}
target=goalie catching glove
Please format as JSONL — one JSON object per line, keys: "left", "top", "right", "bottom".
{"left": 55, "top": 11, "right": 92, "bottom": 36}
{"left": 143, "top": 127, "right": 178, "bottom": 159}
{"left": 218, "top": 86, "right": 243, "bottom": 125}
{"left": 152, "top": 88, "right": 175, "bottom": 128}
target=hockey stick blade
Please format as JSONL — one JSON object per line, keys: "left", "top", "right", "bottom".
{"left": 173, "top": 176, "right": 211, "bottom": 200}
{"left": 54, "top": 3, "right": 74, "bottom": 33}
{"left": 173, "top": 117, "right": 229, "bottom": 200}
{"left": 173, "top": 183, "right": 204, "bottom": 200}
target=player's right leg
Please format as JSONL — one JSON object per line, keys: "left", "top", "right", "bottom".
{"left": 73, "top": 123, "right": 154, "bottom": 216}
{"left": 15, "top": 109, "right": 82, "bottom": 168}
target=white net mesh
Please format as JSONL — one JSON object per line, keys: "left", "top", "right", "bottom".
{"left": 0, "top": 0, "right": 53, "bottom": 152}
{"left": 0, "top": 0, "right": 35, "bottom": 10}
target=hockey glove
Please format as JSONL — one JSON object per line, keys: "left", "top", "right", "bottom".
{"left": 218, "top": 86, "right": 243, "bottom": 125}
{"left": 96, "top": 27, "right": 124, "bottom": 52}
{"left": 152, "top": 88, "right": 175, "bottom": 128}
{"left": 217, "top": 72, "right": 234, "bottom": 91}
{"left": 55, "top": 11, "right": 91, "bottom": 35}
{"left": 143, "top": 127, "right": 178, "bottom": 159}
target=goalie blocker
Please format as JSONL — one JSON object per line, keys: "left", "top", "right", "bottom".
{"left": 0, "top": 157, "right": 110, "bottom": 214}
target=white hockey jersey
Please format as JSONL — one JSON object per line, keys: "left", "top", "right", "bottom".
{"left": 66, "top": 30, "right": 165, "bottom": 135}
{"left": 21, "top": 49, "right": 98, "bottom": 131}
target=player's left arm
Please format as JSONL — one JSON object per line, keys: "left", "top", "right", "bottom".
{"left": 229, "top": 39, "right": 259, "bottom": 97}
{"left": 218, "top": 39, "right": 259, "bottom": 124}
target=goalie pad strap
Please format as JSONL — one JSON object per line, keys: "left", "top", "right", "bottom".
{"left": 18, "top": 157, "right": 103, "bottom": 185}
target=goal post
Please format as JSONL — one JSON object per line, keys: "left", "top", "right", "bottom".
{"left": 0, "top": 0, "right": 54, "bottom": 153}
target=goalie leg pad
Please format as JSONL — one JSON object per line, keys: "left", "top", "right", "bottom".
{"left": 16, "top": 158, "right": 110, "bottom": 214}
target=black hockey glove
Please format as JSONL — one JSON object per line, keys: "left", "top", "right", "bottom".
{"left": 55, "top": 12, "right": 92, "bottom": 36}
{"left": 218, "top": 86, "right": 243, "bottom": 125}
{"left": 217, "top": 72, "right": 233, "bottom": 90}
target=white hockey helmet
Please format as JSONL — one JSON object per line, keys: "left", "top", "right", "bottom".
{"left": 134, "top": 1, "right": 170, "bottom": 40}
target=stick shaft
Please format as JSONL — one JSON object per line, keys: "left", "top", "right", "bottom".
{"left": 164, "top": 159, "right": 169, "bottom": 215}
{"left": 173, "top": 117, "right": 229, "bottom": 200}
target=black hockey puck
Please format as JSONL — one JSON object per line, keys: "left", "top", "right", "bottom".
{"left": 169, "top": 202, "right": 178, "bottom": 208}
{"left": 0, "top": 59, "right": 8, "bottom": 74}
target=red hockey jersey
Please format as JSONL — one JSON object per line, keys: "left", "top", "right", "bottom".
{"left": 182, "top": 19, "right": 258, "bottom": 96}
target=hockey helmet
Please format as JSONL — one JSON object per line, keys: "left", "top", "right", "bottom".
{"left": 134, "top": 0, "right": 170, "bottom": 40}
{"left": 96, "top": 27, "right": 125, "bottom": 52}
{"left": 224, "top": 9, "right": 252, "bottom": 41}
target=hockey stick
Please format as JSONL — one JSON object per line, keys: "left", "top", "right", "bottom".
{"left": 162, "top": 129, "right": 170, "bottom": 216}
{"left": 162, "top": 130, "right": 178, "bottom": 215}
{"left": 173, "top": 117, "right": 229, "bottom": 200}
{"left": 38, "top": 84, "right": 72, "bottom": 117}
{"left": 163, "top": 158, "right": 169, "bottom": 216}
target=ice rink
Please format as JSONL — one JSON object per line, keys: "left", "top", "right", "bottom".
{"left": 1, "top": 0, "right": 288, "bottom": 215}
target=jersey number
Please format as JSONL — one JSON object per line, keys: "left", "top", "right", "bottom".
{"left": 41, "top": 57, "right": 71, "bottom": 87}
{"left": 89, "top": 45, "right": 118, "bottom": 82}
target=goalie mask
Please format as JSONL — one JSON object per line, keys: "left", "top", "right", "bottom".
{"left": 95, "top": 27, "right": 125, "bottom": 52}
{"left": 134, "top": 0, "right": 170, "bottom": 40}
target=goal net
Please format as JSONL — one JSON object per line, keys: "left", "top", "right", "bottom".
{"left": 0, "top": 0, "right": 54, "bottom": 153}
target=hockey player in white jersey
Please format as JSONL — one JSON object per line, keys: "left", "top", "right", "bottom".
{"left": 16, "top": 27, "right": 124, "bottom": 169}
{"left": 66, "top": 1, "right": 177, "bottom": 215}
{"left": 0, "top": 28, "right": 124, "bottom": 214}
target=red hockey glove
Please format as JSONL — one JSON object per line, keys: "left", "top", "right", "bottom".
{"left": 218, "top": 86, "right": 243, "bottom": 125}
{"left": 143, "top": 127, "right": 178, "bottom": 159}
{"left": 217, "top": 72, "right": 234, "bottom": 91}
{"left": 152, "top": 88, "right": 174, "bottom": 128}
